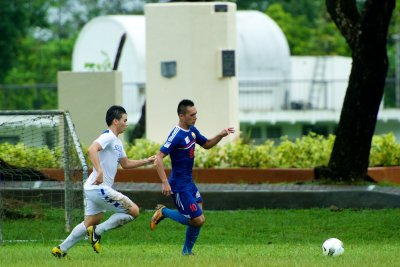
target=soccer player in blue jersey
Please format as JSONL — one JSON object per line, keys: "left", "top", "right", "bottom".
{"left": 150, "top": 99, "right": 235, "bottom": 255}
{"left": 52, "top": 105, "right": 155, "bottom": 258}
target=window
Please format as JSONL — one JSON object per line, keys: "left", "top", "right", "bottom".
{"left": 267, "top": 126, "right": 282, "bottom": 139}
{"left": 249, "top": 126, "right": 262, "bottom": 139}
{"left": 302, "top": 125, "right": 329, "bottom": 136}
{"left": 0, "top": 136, "right": 20, "bottom": 145}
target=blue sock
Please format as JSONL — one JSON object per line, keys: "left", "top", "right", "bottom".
{"left": 182, "top": 226, "right": 201, "bottom": 255}
{"left": 162, "top": 208, "right": 190, "bottom": 225}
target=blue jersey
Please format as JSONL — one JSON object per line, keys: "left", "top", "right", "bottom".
{"left": 160, "top": 125, "right": 207, "bottom": 192}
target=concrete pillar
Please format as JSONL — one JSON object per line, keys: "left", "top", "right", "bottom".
{"left": 58, "top": 71, "right": 123, "bottom": 145}
{"left": 145, "top": 2, "right": 239, "bottom": 145}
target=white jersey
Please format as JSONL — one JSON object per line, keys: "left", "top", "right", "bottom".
{"left": 84, "top": 129, "right": 126, "bottom": 190}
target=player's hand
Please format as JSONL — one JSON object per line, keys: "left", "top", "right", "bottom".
{"left": 147, "top": 155, "right": 157, "bottom": 164}
{"left": 92, "top": 177, "right": 103, "bottom": 185}
{"left": 220, "top": 127, "right": 235, "bottom": 137}
{"left": 92, "top": 171, "right": 104, "bottom": 185}
{"left": 161, "top": 180, "right": 172, "bottom": 196}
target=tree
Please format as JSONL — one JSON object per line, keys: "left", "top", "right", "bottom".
{"left": 50, "top": 0, "right": 145, "bottom": 39}
{"left": 0, "top": 1, "right": 48, "bottom": 83}
{"left": 268, "top": 0, "right": 324, "bottom": 24}
{"left": 315, "top": 0, "right": 396, "bottom": 182}
{"left": 266, "top": 2, "right": 350, "bottom": 56}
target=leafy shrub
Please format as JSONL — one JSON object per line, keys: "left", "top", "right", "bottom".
{"left": 0, "top": 133, "right": 399, "bottom": 169}
{"left": 125, "top": 139, "right": 171, "bottom": 168}
{"left": 0, "top": 142, "right": 61, "bottom": 168}
{"left": 369, "top": 133, "right": 400, "bottom": 166}
{"left": 195, "top": 144, "right": 226, "bottom": 168}
{"left": 273, "top": 133, "right": 334, "bottom": 168}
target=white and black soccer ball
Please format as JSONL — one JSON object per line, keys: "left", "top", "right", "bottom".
{"left": 322, "top": 238, "right": 344, "bottom": 257}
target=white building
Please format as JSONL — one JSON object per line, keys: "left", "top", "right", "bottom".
{"left": 71, "top": 10, "right": 400, "bottom": 142}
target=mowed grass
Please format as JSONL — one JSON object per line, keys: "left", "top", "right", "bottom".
{"left": 1, "top": 209, "right": 400, "bottom": 267}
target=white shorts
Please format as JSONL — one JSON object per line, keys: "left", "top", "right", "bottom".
{"left": 84, "top": 186, "right": 134, "bottom": 216}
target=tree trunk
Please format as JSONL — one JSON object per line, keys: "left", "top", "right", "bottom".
{"left": 129, "top": 101, "right": 146, "bottom": 142}
{"left": 315, "top": 0, "right": 395, "bottom": 182}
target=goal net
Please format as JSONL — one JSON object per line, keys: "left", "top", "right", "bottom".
{"left": 0, "top": 110, "right": 88, "bottom": 243}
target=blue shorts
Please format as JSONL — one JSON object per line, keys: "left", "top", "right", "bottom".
{"left": 171, "top": 183, "right": 203, "bottom": 219}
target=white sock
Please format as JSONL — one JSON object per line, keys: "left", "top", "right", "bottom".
{"left": 95, "top": 213, "right": 134, "bottom": 235}
{"left": 59, "top": 222, "right": 86, "bottom": 252}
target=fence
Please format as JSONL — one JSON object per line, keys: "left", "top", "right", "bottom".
{"left": 0, "top": 79, "right": 398, "bottom": 112}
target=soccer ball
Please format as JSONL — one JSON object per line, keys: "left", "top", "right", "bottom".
{"left": 322, "top": 238, "right": 344, "bottom": 257}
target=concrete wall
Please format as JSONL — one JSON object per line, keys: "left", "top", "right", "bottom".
{"left": 58, "top": 71, "right": 123, "bottom": 145}
{"left": 145, "top": 2, "right": 239, "bottom": 144}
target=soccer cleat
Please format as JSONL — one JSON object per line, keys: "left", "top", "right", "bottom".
{"left": 87, "top": 225, "right": 101, "bottom": 253}
{"left": 150, "top": 204, "right": 165, "bottom": 230}
{"left": 51, "top": 246, "right": 67, "bottom": 258}
{"left": 182, "top": 252, "right": 195, "bottom": 256}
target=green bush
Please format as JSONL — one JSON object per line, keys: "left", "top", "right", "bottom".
{"left": 125, "top": 139, "right": 170, "bottom": 167}
{"left": 1, "top": 133, "right": 399, "bottom": 169}
{"left": 0, "top": 142, "right": 61, "bottom": 168}
{"left": 273, "top": 133, "right": 334, "bottom": 168}
{"left": 369, "top": 133, "right": 400, "bottom": 166}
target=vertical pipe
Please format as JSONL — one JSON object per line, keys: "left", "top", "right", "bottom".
{"left": 63, "top": 114, "right": 72, "bottom": 232}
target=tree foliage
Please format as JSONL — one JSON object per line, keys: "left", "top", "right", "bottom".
{"left": 0, "top": 1, "right": 49, "bottom": 83}
{"left": 4, "top": 37, "right": 74, "bottom": 84}
{"left": 266, "top": 2, "right": 350, "bottom": 55}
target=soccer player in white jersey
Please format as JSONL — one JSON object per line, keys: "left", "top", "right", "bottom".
{"left": 52, "top": 105, "right": 155, "bottom": 257}
{"left": 150, "top": 99, "right": 234, "bottom": 255}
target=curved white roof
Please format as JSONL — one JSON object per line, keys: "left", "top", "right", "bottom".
{"left": 72, "top": 11, "right": 290, "bottom": 83}
{"left": 72, "top": 15, "right": 146, "bottom": 83}
{"left": 236, "top": 11, "right": 290, "bottom": 80}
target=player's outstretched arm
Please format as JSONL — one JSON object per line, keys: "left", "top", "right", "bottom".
{"left": 202, "top": 127, "right": 235, "bottom": 149}
{"left": 119, "top": 155, "right": 156, "bottom": 169}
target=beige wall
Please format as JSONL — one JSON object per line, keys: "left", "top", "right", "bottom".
{"left": 58, "top": 71, "right": 123, "bottom": 145}
{"left": 145, "top": 2, "right": 239, "bottom": 145}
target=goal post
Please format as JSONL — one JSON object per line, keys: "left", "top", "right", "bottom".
{"left": 0, "top": 110, "right": 88, "bottom": 243}
{"left": 63, "top": 111, "right": 89, "bottom": 232}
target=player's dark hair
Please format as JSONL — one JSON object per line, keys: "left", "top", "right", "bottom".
{"left": 177, "top": 99, "right": 194, "bottom": 115}
{"left": 106, "top": 105, "right": 126, "bottom": 126}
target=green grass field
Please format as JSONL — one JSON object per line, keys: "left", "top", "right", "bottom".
{"left": 1, "top": 209, "right": 400, "bottom": 267}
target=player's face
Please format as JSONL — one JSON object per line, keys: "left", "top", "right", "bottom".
{"left": 115, "top": 114, "right": 128, "bottom": 134}
{"left": 183, "top": 106, "right": 197, "bottom": 127}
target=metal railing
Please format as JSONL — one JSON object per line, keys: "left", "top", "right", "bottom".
{"left": 239, "top": 78, "right": 398, "bottom": 111}
{"left": 0, "top": 79, "right": 398, "bottom": 112}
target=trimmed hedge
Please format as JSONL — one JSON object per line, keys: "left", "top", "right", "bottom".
{"left": 1, "top": 133, "right": 399, "bottom": 169}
